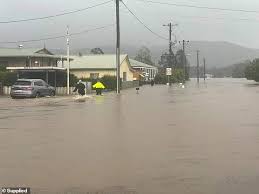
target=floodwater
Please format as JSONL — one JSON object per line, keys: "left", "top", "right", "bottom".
{"left": 1, "top": 78, "right": 259, "bottom": 194}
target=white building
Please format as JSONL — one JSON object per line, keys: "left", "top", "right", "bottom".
{"left": 129, "top": 59, "right": 158, "bottom": 81}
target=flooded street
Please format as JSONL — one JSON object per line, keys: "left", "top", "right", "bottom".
{"left": 1, "top": 78, "right": 259, "bottom": 194}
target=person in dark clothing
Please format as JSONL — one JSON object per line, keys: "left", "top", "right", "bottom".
{"left": 151, "top": 79, "right": 155, "bottom": 86}
{"left": 73, "top": 80, "right": 85, "bottom": 96}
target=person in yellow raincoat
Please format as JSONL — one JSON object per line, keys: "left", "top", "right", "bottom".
{"left": 93, "top": 80, "right": 105, "bottom": 95}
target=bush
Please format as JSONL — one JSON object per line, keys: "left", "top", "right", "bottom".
{"left": 154, "top": 68, "right": 185, "bottom": 84}
{"left": 154, "top": 73, "right": 167, "bottom": 84}
{"left": 171, "top": 69, "right": 185, "bottom": 83}
{"left": 0, "top": 71, "right": 17, "bottom": 86}
{"left": 56, "top": 72, "right": 78, "bottom": 87}
{"left": 100, "top": 75, "right": 117, "bottom": 90}
{"left": 81, "top": 75, "right": 118, "bottom": 90}
{"left": 245, "top": 59, "right": 259, "bottom": 82}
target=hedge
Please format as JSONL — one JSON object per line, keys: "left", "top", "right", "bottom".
{"left": 80, "top": 75, "right": 119, "bottom": 90}
{"left": 0, "top": 72, "right": 17, "bottom": 86}
{"left": 154, "top": 68, "right": 185, "bottom": 84}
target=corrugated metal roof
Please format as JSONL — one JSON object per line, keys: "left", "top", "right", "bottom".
{"left": 0, "top": 48, "right": 62, "bottom": 59}
{"left": 129, "top": 59, "right": 157, "bottom": 69}
{"left": 68, "top": 54, "right": 128, "bottom": 69}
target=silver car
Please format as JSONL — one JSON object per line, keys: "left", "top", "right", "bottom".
{"left": 10, "top": 79, "right": 55, "bottom": 98}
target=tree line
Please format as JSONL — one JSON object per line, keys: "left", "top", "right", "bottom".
{"left": 134, "top": 46, "right": 189, "bottom": 83}
{"left": 245, "top": 59, "right": 259, "bottom": 82}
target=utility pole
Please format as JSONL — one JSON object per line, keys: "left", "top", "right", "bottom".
{"left": 203, "top": 58, "right": 206, "bottom": 81}
{"left": 182, "top": 40, "right": 186, "bottom": 82}
{"left": 169, "top": 23, "right": 172, "bottom": 58}
{"left": 179, "top": 40, "right": 189, "bottom": 82}
{"left": 196, "top": 50, "right": 200, "bottom": 83}
{"left": 163, "top": 22, "right": 177, "bottom": 85}
{"left": 116, "top": 0, "right": 120, "bottom": 94}
{"left": 168, "top": 23, "right": 172, "bottom": 85}
{"left": 66, "top": 25, "right": 70, "bottom": 95}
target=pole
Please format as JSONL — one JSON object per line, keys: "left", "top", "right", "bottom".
{"left": 60, "top": 48, "right": 63, "bottom": 68}
{"left": 163, "top": 22, "right": 177, "bottom": 85}
{"left": 116, "top": 0, "right": 120, "bottom": 94}
{"left": 169, "top": 23, "right": 172, "bottom": 57}
{"left": 197, "top": 50, "right": 200, "bottom": 83}
{"left": 54, "top": 70, "right": 57, "bottom": 90}
{"left": 203, "top": 58, "right": 206, "bottom": 81}
{"left": 46, "top": 71, "right": 49, "bottom": 84}
{"left": 66, "top": 25, "right": 70, "bottom": 95}
{"left": 169, "top": 23, "right": 172, "bottom": 85}
{"left": 183, "top": 40, "right": 186, "bottom": 82}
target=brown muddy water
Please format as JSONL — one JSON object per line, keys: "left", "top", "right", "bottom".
{"left": 1, "top": 78, "right": 259, "bottom": 194}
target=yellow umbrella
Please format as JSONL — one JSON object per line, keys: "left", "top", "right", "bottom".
{"left": 93, "top": 82, "right": 105, "bottom": 89}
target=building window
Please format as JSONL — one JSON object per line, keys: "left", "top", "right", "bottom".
{"left": 123, "top": 72, "right": 127, "bottom": 81}
{"left": 90, "top": 73, "right": 99, "bottom": 79}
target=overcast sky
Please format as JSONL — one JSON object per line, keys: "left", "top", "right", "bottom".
{"left": 1, "top": 0, "right": 259, "bottom": 50}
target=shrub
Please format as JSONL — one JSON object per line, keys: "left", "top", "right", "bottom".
{"left": 154, "top": 68, "right": 185, "bottom": 84}
{"left": 245, "top": 59, "right": 259, "bottom": 82}
{"left": 81, "top": 75, "right": 118, "bottom": 90}
{"left": 0, "top": 71, "right": 17, "bottom": 86}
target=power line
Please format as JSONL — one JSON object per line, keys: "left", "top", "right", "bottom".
{"left": 0, "top": 24, "right": 115, "bottom": 44}
{"left": 121, "top": 1, "right": 168, "bottom": 40}
{"left": 0, "top": 0, "right": 113, "bottom": 24}
{"left": 173, "top": 15, "right": 259, "bottom": 23}
{"left": 137, "top": 0, "right": 259, "bottom": 14}
{"left": 71, "top": 24, "right": 114, "bottom": 36}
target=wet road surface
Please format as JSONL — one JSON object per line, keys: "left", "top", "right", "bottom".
{"left": 1, "top": 78, "right": 259, "bottom": 194}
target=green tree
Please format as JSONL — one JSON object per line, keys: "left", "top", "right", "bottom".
{"left": 90, "top": 48, "right": 104, "bottom": 55}
{"left": 0, "top": 64, "right": 7, "bottom": 72}
{"left": 245, "top": 59, "right": 259, "bottom": 82}
{"left": 175, "top": 50, "right": 184, "bottom": 68}
{"left": 0, "top": 72, "right": 17, "bottom": 86}
{"left": 154, "top": 68, "right": 185, "bottom": 84}
{"left": 232, "top": 62, "right": 249, "bottom": 78}
{"left": 135, "top": 46, "right": 154, "bottom": 65}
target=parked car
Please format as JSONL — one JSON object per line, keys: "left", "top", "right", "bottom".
{"left": 10, "top": 79, "right": 55, "bottom": 99}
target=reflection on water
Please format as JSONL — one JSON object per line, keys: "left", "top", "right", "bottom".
{"left": 0, "top": 78, "right": 259, "bottom": 194}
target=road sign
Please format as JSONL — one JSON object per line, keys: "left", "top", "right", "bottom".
{"left": 166, "top": 68, "right": 172, "bottom": 76}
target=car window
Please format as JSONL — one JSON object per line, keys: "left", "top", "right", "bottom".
{"left": 34, "top": 81, "right": 44, "bottom": 86}
{"left": 14, "top": 81, "right": 31, "bottom": 86}
{"left": 42, "top": 81, "right": 48, "bottom": 86}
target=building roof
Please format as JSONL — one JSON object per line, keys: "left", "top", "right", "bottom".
{"left": 0, "top": 47, "right": 63, "bottom": 59}
{"left": 68, "top": 54, "right": 128, "bottom": 69}
{"left": 129, "top": 59, "right": 157, "bottom": 69}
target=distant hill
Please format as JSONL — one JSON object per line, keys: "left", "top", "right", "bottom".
{"left": 184, "top": 41, "right": 259, "bottom": 68}
{"left": 189, "top": 60, "right": 250, "bottom": 78}
{"left": 50, "top": 41, "right": 259, "bottom": 68}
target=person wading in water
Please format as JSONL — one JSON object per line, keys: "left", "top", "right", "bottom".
{"left": 93, "top": 80, "right": 105, "bottom": 95}
{"left": 73, "top": 80, "right": 86, "bottom": 96}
